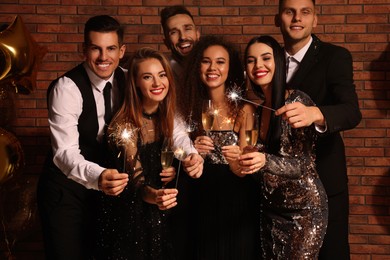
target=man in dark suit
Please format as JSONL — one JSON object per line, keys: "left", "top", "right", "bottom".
{"left": 275, "top": 0, "right": 362, "bottom": 259}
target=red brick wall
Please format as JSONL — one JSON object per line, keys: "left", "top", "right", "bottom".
{"left": 0, "top": 0, "right": 389, "bottom": 259}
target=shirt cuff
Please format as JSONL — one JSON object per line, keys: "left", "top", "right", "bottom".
{"left": 315, "top": 121, "right": 327, "bottom": 133}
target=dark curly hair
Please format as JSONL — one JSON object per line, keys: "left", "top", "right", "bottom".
{"left": 177, "top": 35, "right": 245, "bottom": 136}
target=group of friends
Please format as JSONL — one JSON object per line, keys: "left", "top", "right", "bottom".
{"left": 36, "top": 0, "right": 362, "bottom": 259}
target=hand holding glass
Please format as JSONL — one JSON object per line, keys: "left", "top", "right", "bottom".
{"left": 244, "top": 112, "right": 259, "bottom": 153}
{"left": 202, "top": 100, "right": 215, "bottom": 135}
{"left": 161, "top": 138, "right": 174, "bottom": 170}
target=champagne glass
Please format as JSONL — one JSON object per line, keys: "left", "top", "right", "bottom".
{"left": 202, "top": 99, "right": 215, "bottom": 135}
{"left": 161, "top": 138, "right": 174, "bottom": 170}
{"left": 243, "top": 112, "right": 259, "bottom": 153}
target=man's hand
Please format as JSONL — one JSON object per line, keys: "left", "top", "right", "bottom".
{"left": 275, "top": 102, "right": 324, "bottom": 128}
{"left": 238, "top": 152, "right": 266, "bottom": 175}
{"left": 98, "top": 169, "right": 128, "bottom": 196}
{"left": 182, "top": 153, "right": 203, "bottom": 178}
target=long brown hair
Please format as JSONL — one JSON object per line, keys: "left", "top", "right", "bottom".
{"left": 111, "top": 47, "right": 176, "bottom": 140}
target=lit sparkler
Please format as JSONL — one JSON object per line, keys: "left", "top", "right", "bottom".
{"left": 227, "top": 87, "right": 276, "bottom": 112}
{"left": 173, "top": 147, "right": 187, "bottom": 189}
{"left": 109, "top": 122, "right": 138, "bottom": 173}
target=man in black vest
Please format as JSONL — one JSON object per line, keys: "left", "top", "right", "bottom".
{"left": 37, "top": 15, "right": 128, "bottom": 259}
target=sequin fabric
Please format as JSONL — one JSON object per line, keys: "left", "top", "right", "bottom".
{"left": 95, "top": 137, "right": 174, "bottom": 260}
{"left": 205, "top": 130, "right": 238, "bottom": 164}
{"left": 257, "top": 90, "right": 328, "bottom": 259}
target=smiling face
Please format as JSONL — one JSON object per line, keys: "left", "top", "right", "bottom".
{"left": 136, "top": 58, "right": 169, "bottom": 112}
{"left": 200, "top": 45, "right": 229, "bottom": 90}
{"left": 276, "top": 0, "right": 317, "bottom": 52}
{"left": 164, "top": 14, "right": 200, "bottom": 59}
{"left": 246, "top": 42, "right": 275, "bottom": 90}
{"left": 84, "top": 31, "right": 125, "bottom": 80}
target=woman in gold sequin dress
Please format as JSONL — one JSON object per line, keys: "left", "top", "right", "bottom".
{"left": 178, "top": 35, "right": 261, "bottom": 260}
{"left": 238, "top": 36, "right": 328, "bottom": 259}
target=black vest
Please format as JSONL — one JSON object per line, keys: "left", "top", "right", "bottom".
{"left": 47, "top": 64, "right": 125, "bottom": 166}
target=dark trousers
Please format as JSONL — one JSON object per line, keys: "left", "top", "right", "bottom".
{"left": 319, "top": 189, "right": 350, "bottom": 260}
{"left": 37, "top": 163, "right": 99, "bottom": 260}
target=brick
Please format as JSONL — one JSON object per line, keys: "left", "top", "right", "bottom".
{"left": 202, "top": 25, "right": 242, "bottom": 35}
{"left": 77, "top": 6, "right": 119, "bottom": 15}
{"left": 223, "top": 16, "right": 262, "bottom": 25}
{"left": 322, "top": 5, "right": 362, "bottom": 14}
{"left": 364, "top": 5, "right": 390, "bottom": 14}
{"left": 103, "top": 0, "right": 142, "bottom": 5}
{"left": 346, "top": 148, "right": 384, "bottom": 157}
{"left": 350, "top": 244, "right": 390, "bottom": 254}
{"left": 200, "top": 7, "right": 239, "bottom": 16}
{"left": 347, "top": 14, "right": 388, "bottom": 24}
{"left": 347, "top": 34, "right": 388, "bottom": 43}
{"left": 368, "top": 216, "right": 390, "bottom": 225}
{"left": 195, "top": 16, "right": 221, "bottom": 26}
{"left": 0, "top": 4, "right": 35, "bottom": 13}
{"left": 350, "top": 205, "right": 388, "bottom": 216}
{"left": 365, "top": 157, "right": 390, "bottom": 167}
{"left": 349, "top": 167, "right": 389, "bottom": 177}
{"left": 37, "top": 5, "right": 77, "bottom": 14}
{"left": 319, "top": 15, "right": 346, "bottom": 24}
{"left": 362, "top": 176, "right": 390, "bottom": 186}
{"left": 325, "top": 24, "right": 366, "bottom": 33}
{"left": 119, "top": 7, "right": 158, "bottom": 15}
{"left": 349, "top": 215, "right": 367, "bottom": 225}
{"left": 224, "top": 0, "right": 265, "bottom": 6}
{"left": 365, "top": 119, "right": 390, "bottom": 128}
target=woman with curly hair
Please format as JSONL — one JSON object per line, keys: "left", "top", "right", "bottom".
{"left": 177, "top": 35, "right": 261, "bottom": 260}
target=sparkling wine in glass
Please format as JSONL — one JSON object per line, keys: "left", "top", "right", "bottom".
{"left": 244, "top": 112, "right": 259, "bottom": 152}
{"left": 202, "top": 100, "right": 215, "bottom": 135}
{"left": 161, "top": 138, "right": 174, "bottom": 170}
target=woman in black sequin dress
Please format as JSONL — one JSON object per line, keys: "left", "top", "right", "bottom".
{"left": 95, "top": 48, "right": 180, "bottom": 260}
{"left": 238, "top": 36, "right": 328, "bottom": 259}
{"left": 178, "top": 35, "right": 261, "bottom": 260}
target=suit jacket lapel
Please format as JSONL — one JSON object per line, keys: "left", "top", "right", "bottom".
{"left": 287, "top": 34, "right": 322, "bottom": 90}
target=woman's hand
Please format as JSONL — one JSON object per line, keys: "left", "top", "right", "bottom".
{"left": 143, "top": 187, "right": 178, "bottom": 210}
{"left": 222, "top": 145, "right": 244, "bottom": 177}
{"left": 155, "top": 188, "right": 178, "bottom": 210}
{"left": 160, "top": 166, "right": 175, "bottom": 186}
{"left": 194, "top": 135, "right": 214, "bottom": 155}
{"left": 183, "top": 153, "right": 204, "bottom": 178}
{"left": 238, "top": 152, "right": 266, "bottom": 174}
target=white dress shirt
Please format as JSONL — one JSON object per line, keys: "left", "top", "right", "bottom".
{"left": 285, "top": 37, "right": 312, "bottom": 83}
{"left": 49, "top": 63, "right": 196, "bottom": 190}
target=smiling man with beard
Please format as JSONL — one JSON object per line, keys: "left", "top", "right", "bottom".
{"left": 160, "top": 5, "right": 200, "bottom": 82}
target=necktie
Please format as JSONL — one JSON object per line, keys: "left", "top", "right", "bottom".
{"left": 103, "top": 82, "right": 112, "bottom": 124}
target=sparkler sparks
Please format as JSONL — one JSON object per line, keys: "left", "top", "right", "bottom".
{"left": 227, "top": 88, "right": 276, "bottom": 112}
{"left": 109, "top": 122, "right": 139, "bottom": 173}
{"left": 109, "top": 122, "right": 138, "bottom": 147}
{"left": 174, "top": 147, "right": 187, "bottom": 189}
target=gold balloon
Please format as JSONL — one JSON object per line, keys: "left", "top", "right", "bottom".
{"left": 0, "top": 128, "right": 24, "bottom": 185}
{"left": 0, "top": 15, "right": 46, "bottom": 94}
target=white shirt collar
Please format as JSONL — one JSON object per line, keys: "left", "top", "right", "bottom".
{"left": 83, "top": 62, "right": 114, "bottom": 92}
{"left": 285, "top": 36, "right": 313, "bottom": 63}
